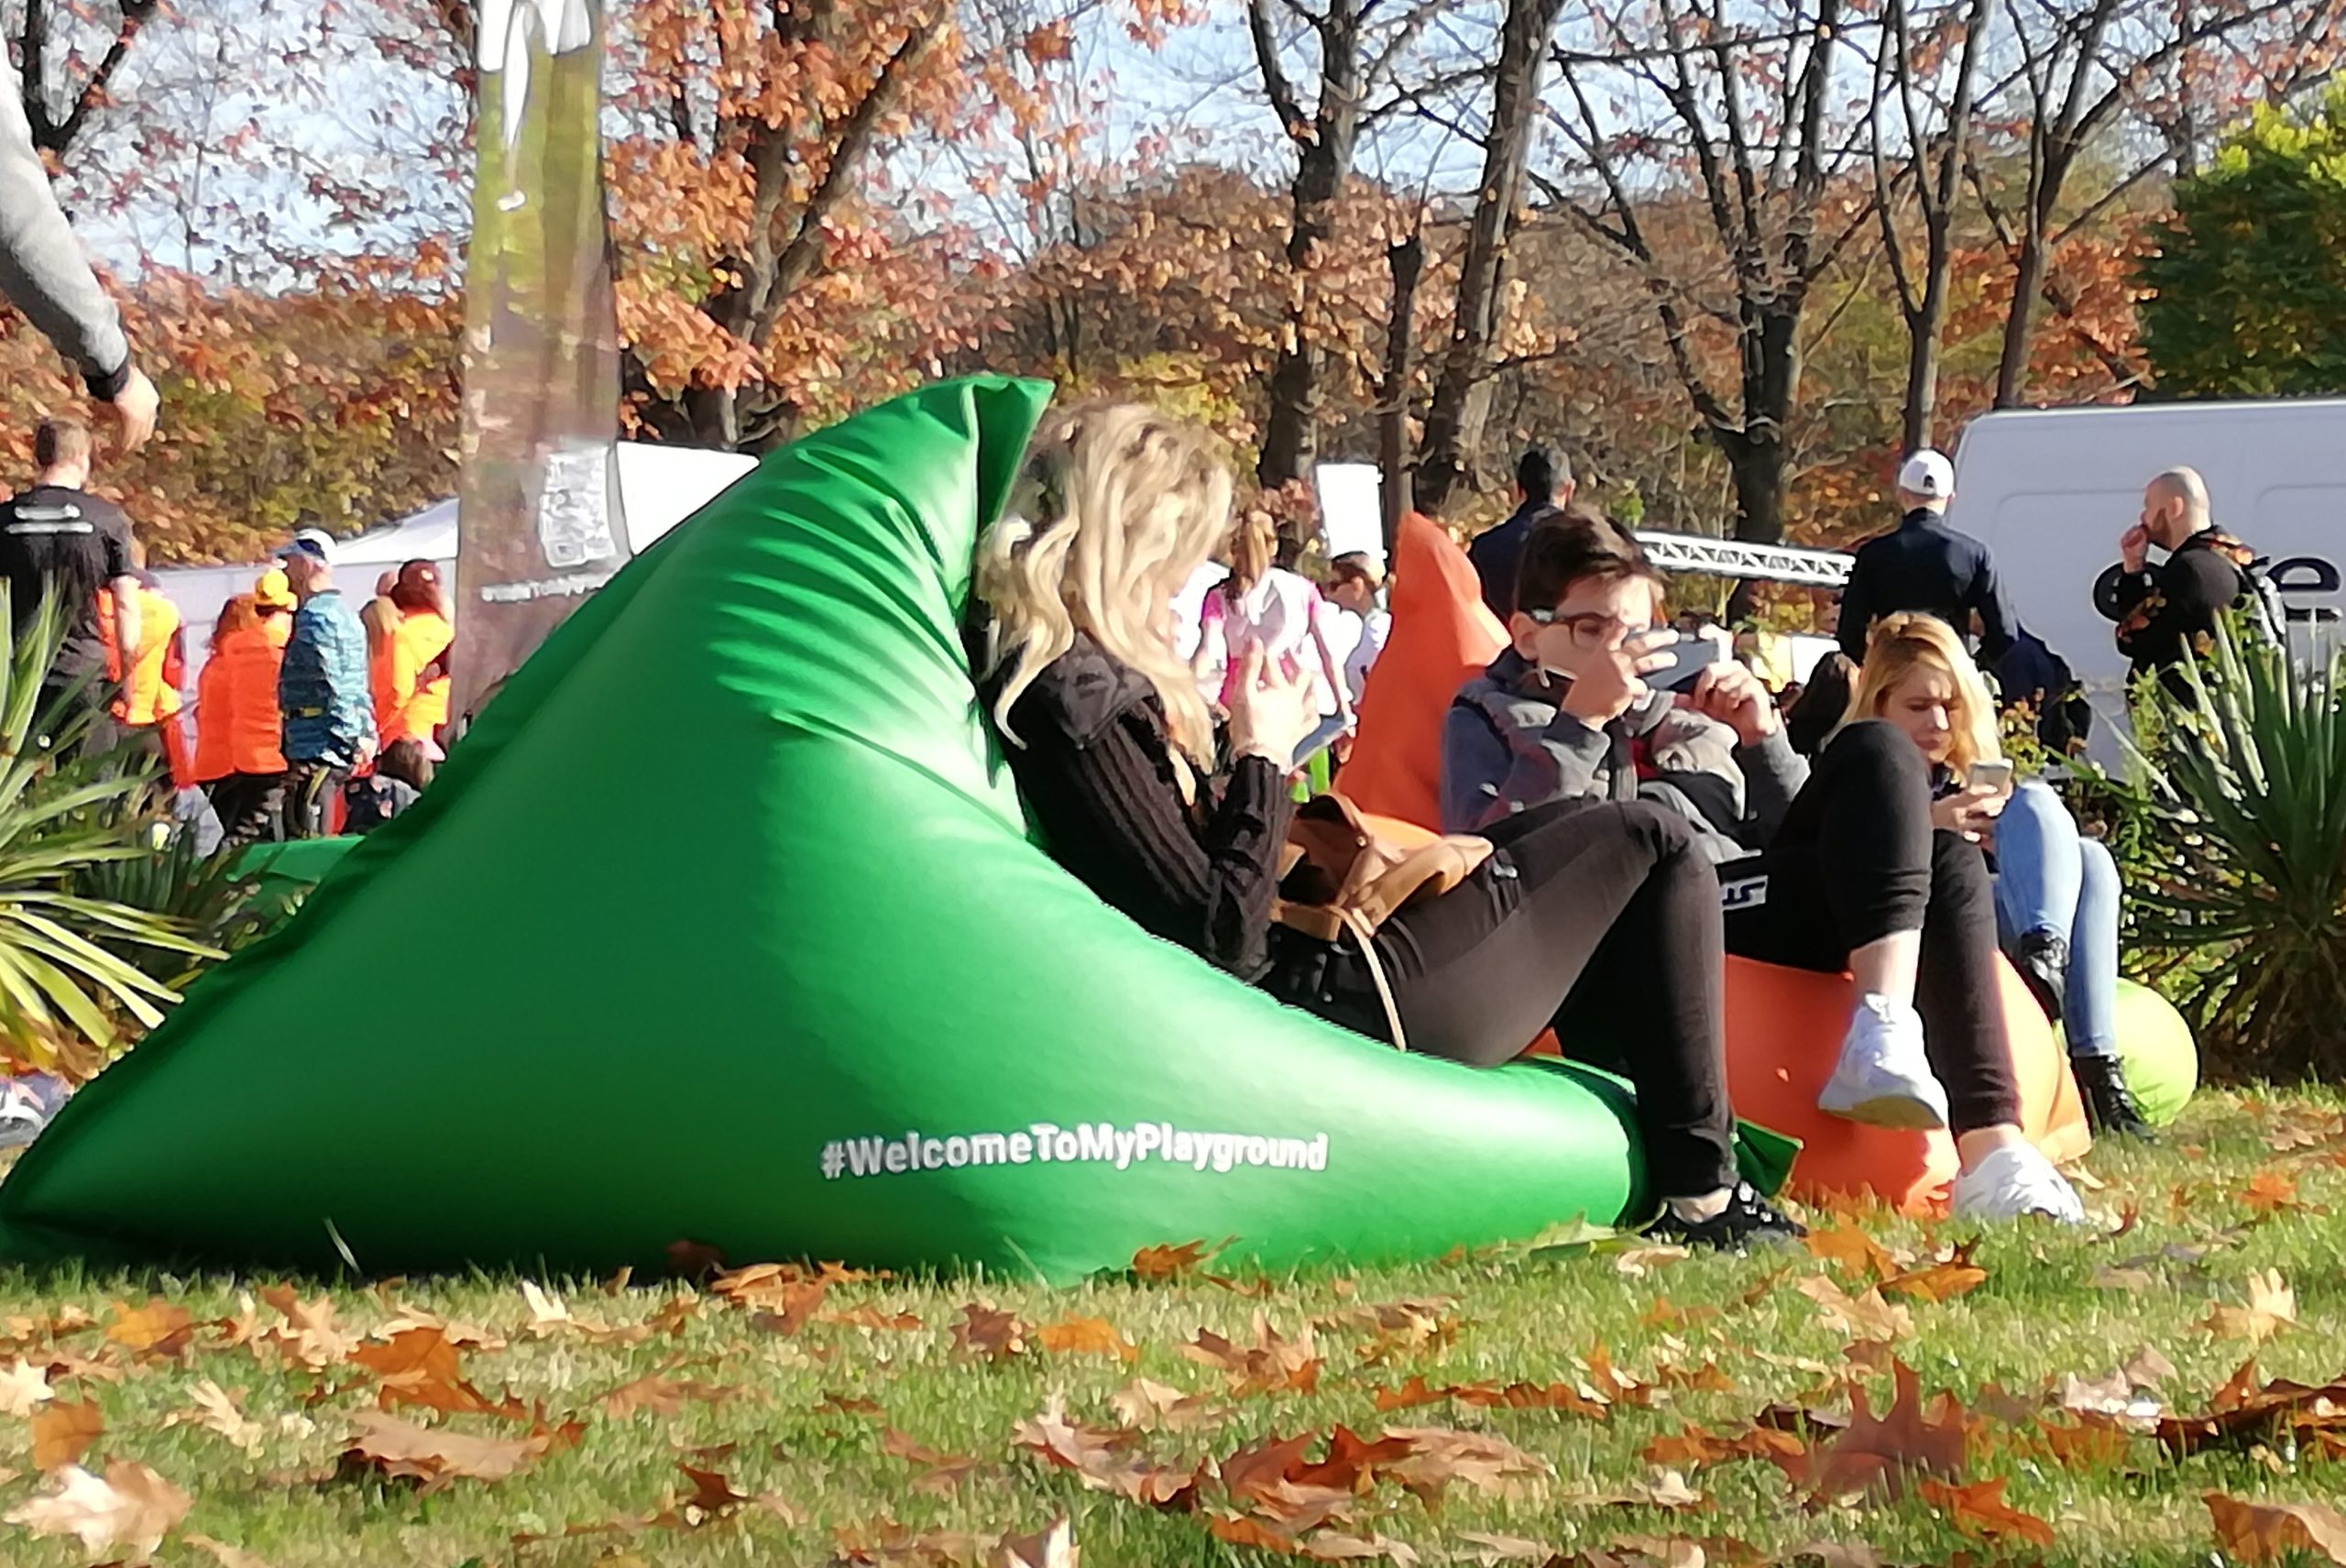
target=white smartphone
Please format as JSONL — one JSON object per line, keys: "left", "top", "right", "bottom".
{"left": 1966, "top": 759, "right": 2016, "bottom": 793}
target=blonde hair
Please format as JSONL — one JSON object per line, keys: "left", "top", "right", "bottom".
{"left": 976, "top": 402, "right": 1234, "bottom": 760}
{"left": 1224, "top": 508, "right": 1277, "bottom": 598}
{"left": 1846, "top": 612, "right": 2002, "bottom": 773}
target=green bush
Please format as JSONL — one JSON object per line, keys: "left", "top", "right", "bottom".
{"left": 2091, "top": 623, "right": 2346, "bottom": 1080}
{"left": 0, "top": 589, "right": 219, "bottom": 1076}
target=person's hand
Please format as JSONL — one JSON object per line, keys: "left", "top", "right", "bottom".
{"left": 104, "top": 365, "right": 159, "bottom": 453}
{"left": 1226, "top": 645, "right": 1315, "bottom": 772}
{"left": 2120, "top": 521, "right": 2150, "bottom": 575}
{"left": 1682, "top": 660, "right": 1778, "bottom": 744}
{"left": 1931, "top": 784, "right": 2006, "bottom": 842}
{"left": 1557, "top": 630, "right": 1677, "bottom": 727}
{"left": 354, "top": 735, "right": 378, "bottom": 772}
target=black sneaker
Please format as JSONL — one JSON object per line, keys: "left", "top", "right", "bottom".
{"left": 2010, "top": 930, "right": 2069, "bottom": 1029}
{"left": 1648, "top": 1183, "right": 1806, "bottom": 1250}
{"left": 2074, "top": 1054, "right": 2156, "bottom": 1141}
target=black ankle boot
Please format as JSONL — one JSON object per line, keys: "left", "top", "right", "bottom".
{"left": 2011, "top": 931, "right": 2068, "bottom": 1029}
{"left": 2074, "top": 1054, "right": 2155, "bottom": 1140}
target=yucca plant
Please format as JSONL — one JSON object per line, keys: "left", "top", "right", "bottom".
{"left": 0, "top": 587, "right": 219, "bottom": 1075}
{"left": 68, "top": 822, "right": 278, "bottom": 992}
{"left": 2109, "top": 621, "right": 2346, "bottom": 1080}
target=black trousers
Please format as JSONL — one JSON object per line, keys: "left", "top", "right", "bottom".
{"left": 1717, "top": 720, "right": 2019, "bottom": 1133}
{"left": 283, "top": 762, "right": 349, "bottom": 839}
{"left": 1292, "top": 797, "right": 1736, "bottom": 1201}
{"left": 206, "top": 771, "right": 287, "bottom": 850}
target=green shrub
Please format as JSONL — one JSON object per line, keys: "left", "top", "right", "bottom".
{"left": 2091, "top": 623, "right": 2346, "bottom": 1080}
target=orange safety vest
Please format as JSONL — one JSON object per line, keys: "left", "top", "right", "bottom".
{"left": 193, "top": 623, "right": 290, "bottom": 778}
{"left": 373, "top": 609, "right": 454, "bottom": 746}
{"left": 96, "top": 585, "right": 186, "bottom": 726}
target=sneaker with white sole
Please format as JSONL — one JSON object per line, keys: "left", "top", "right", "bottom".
{"left": 1817, "top": 993, "right": 1950, "bottom": 1130}
{"left": 1949, "top": 1142, "right": 2086, "bottom": 1223}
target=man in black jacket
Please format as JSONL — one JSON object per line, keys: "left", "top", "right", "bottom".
{"left": 2093, "top": 466, "right": 2259, "bottom": 699}
{"left": 1836, "top": 449, "right": 2014, "bottom": 664}
{"left": 1468, "top": 445, "right": 1573, "bottom": 619}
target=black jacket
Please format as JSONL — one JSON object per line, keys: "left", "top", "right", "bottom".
{"left": 2093, "top": 528, "right": 2255, "bottom": 696}
{"left": 1837, "top": 509, "right": 2015, "bottom": 663}
{"left": 1467, "top": 499, "right": 1547, "bottom": 620}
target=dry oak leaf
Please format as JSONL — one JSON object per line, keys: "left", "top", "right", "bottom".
{"left": 1035, "top": 1316, "right": 1138, "bottom": 1362}
{"left": 1793, "top": 1277, "right": 1913, "bottom": 1342}
{"left": 1877, "top": 1241, "right": 1989, "bottom": 1304}
{"left": 1639, "top": 1421, "right": 1804, "bottom": 1471}
{"left": 169, "top": 1379, "right": 266, "bottom": 1454}
{"left": 0, "top": 1357, "right": 52, "bottom": 1417}
{"left": 2205, "top": 1491, "right": 2346, "bottom": 1564}
{"left": 341, "top": 1409, "right": 580, "bottom": 1487}
{"left": 716, "top": 1267, "right": 828, "bottom": 1332}
{"left": 348, "top": 1327, "right": 519, "bottom": 1418}
{"left": 996, "top": 1517, "right": 1078, "bottom": 1568}
{"left": 1777, "top": 1360, "right": 1969, "bottom": 1504}
{"left": 1111, "top": 1376, "right": 1219, "bottom": 1432}
{"left": 2158, "top": 1361, "right": 2346, "bottom": 1457}
{"left": 1376, "top": 1426, "right": 1551, "bottom": 1504}
{"left": 104, "top": 1299, "right": 196, "bottom": 1358}
{"left": 31, "top": 1396, "right": 104, "bottom": 1471}
{"left": 1557, "top": 1468, "right": 1705, "bottom": 1510}
{"left": 599, "top": 1373, "right": 734, "bottom": 1419}
{"left": 674, "top": 1462, "right": 748, "bottom": 1515}
{"left": 2206, "top": 1269, "right": 2297, "bottom": 1344}
{"left": 255, "top": 1287, "right": 354, "bottom": 1370}
{"left": 828, "top": 1304, "right": 926, "bottom": 1332}
{"left": 882, "top": 1428, "right": 984, "bottom": 1490}
{"left": 1013, "top": 1394, "right": 1201, "bottom": 1508}
{"left": 1131, "top": 1239, "right": 1218, "bottom": 1279}
{"left": 1185, "top": 1314, "right": 1321, "bottom": 1395}
{"left": 1919, "top": 1476, "right": 2056, "bottom": 1546}
{"left": 1801, "top": 1223, "right": 1897, "bottom": 1282}
{"left": 1453, "top": 1531, "right": 1557, "bottom": 1564}
{"left": 1303, "top": 1531, "right": 1420, "bottom": 1563}
{"left": 520, "top": 1280, "right": 647, "bottom": 1345}
{"left": 5, "top": 1461, "right": 190, "bottom": 1557}
{"left": 954, "top": 1304, "right": 1031, "bottom": 1362}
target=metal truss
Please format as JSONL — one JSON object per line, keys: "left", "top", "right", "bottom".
{"left": 1633, "top": 531, "right": 1854, "bottom": 587}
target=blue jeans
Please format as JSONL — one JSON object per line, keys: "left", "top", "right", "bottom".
{"left": 1991, "top": 780, "right": 2120, "bottom": 1059}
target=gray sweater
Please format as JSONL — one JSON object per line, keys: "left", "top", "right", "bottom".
{"left": 1441, "top": 648, "right": 1809, "bottom": 861}
{"left": 0, "top": 58, "right": 131, "bottom": 397}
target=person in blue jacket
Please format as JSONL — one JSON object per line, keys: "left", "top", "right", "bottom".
{"left": 275, "top": 532, "right": 375, "bottom": 838}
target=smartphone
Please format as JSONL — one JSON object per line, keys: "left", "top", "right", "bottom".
{"left": 1966, "top": 759, "right": 2016, "bottom": 793}
{"left": 1632, "top": 631, "right": 1720, "bottom": 693}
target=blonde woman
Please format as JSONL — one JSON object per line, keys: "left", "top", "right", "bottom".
{"left": 1849, "top": 614, "right": 2147, "bottom": 1138}
{"left": 974, "top": 403, "right": 1799, "bottom": 1249}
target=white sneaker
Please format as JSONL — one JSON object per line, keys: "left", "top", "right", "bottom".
{"left": 1817, "top": 993, "right": 1950, "bottom": 1130}
{"left": 1949, "top": 1142, "right": 2087, "bottom": 1223}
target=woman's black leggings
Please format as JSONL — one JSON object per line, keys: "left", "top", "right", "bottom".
{"left": 1307, "top": 798, "right": 1737, "bottom": 1201}
{"left": 1717, "top": 720, "right": 2020, "bottom": 1133}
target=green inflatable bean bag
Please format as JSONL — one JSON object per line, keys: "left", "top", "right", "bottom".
{"left": 0, "top": 378, "right": 1782, "bottom": 1280}
{"left": 2110, "top": 979, "right": 2198, "bottom": 1127}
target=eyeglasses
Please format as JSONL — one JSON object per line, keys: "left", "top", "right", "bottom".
{"left": 1525, "top": 608, "right": 1650, "bottom": 647}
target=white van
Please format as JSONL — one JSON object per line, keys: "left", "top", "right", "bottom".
{"left": 1947, "top": 399, "right": 2346, "bottom": 736}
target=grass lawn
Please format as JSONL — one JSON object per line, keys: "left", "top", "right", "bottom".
{"left": 0, "top": 1091, "right": 2342, "bottom": 1567}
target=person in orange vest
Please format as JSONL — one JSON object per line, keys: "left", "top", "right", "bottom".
{"left": 372, "top": 559, "right": 454, "bottom": 751}
{"left": 95, "top": 572, "right": 190, "bottom": 790}
{"left": 192, "top": 579, "right": 292, "bottom": 849}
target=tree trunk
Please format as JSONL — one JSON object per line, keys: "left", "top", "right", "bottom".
{"left": 1994, "top": 225, "right": 2050, "bottom": 408}
{"left": 1377, "top": 231, "right": 1423, "bottom": 552}
{"left": 1413, "top": 0, "right": 1562, "bottom": 515}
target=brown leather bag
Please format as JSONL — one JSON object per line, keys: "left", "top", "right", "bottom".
{"left": 1273, "top": 795, "right": 1493, "bottom": 1049}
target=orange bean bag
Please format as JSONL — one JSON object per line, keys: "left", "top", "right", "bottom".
{"left": 1341, "top": 513, "right": 1507, "bottom": 830}
{"left": 1338, "top": 518, "right": 2092, "bottom": 1211}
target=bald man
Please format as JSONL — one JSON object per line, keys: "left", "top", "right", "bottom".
{"left": 2093, "top": 466, "right": 2261, "bottom": 699}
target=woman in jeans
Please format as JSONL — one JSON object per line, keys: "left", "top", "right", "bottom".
{"left": 1849, "top": 614, "right": 2151, "bottom": 1138}
{"left": 973, "top": 402, "right": 1800, "bottom": 1248}
{"left": 1442, "top": 512, "right": 2083, "bottom": 1223}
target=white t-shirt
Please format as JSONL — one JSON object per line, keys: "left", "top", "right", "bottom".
{"left": 1171, "top": 560, "right": 1229, "bottom": 666}
{"left": 1200, "top": 568, "right": 1336, "bottom": 713}
{"left": 1343, "top": 605, "right": 1391, "bottom": 704}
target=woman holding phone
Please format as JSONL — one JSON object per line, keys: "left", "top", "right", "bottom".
{"left": 1849, "top": 614, "right": 2152, "bottom": 1139}
{"left": 1443, "top": 512, "right": 2085, "bottom": 1222}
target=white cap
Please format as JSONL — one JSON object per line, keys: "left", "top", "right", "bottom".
{"left": 292, "top": 527, "right": 339, "bottom": 566}
{"left": 1897, "top": 450, "right": 1955, "bottom": 500}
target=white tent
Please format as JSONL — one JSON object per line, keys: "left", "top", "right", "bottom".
{"left": 151, "top": 444, "right": 754, "bottom": 696}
